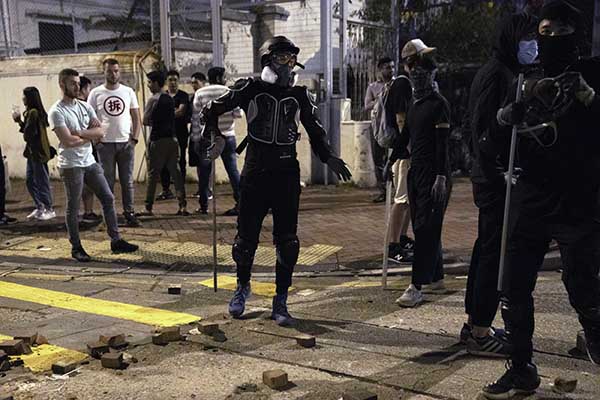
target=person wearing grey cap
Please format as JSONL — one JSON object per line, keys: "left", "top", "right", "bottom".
{"left": 384, "top": 39, "right": 451, "bottom": 308}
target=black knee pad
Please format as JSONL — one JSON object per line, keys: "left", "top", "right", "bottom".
{"left": 232, "top": 237, "right": 256, "bottom": 267}
{"left": 276, "top": 235, "right": 300, "bottom": 267}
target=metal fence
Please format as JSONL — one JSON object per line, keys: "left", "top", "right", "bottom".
{"left": 0, "top": 0, "right": 154, "bottom": 58}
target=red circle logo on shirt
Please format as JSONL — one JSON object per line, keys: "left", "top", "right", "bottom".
{"left": 103, "top": 96, "right": 125, "bottom": 117}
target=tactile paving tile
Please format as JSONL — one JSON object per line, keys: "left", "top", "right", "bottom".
{"left": 0, "top": 237, "right": 342, "bottom": 268}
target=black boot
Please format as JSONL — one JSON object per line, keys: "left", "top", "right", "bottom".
{"left": 72, "top": 246, "right": 91, "bottom": 262}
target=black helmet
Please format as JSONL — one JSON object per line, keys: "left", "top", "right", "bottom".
{"left": 260, "top": 36, "right": 303, "bottom": 68}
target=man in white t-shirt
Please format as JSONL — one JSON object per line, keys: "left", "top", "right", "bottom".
{"left": 87, "top": 58, "right": 142, "bottom": 227}
{"left": 49, "top": 68, "right": 138, "bottom": 262}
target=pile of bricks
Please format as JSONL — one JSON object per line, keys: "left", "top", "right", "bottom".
{"left": 85, "top": 333, "right": 133, "bottom": 370}
{"left": 0, "top": 332, "right": 49, "bottom": 373}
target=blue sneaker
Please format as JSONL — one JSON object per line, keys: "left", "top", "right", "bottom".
{"left": 228, "top": 282, "right": 251, "bottom": 318}
{"left": 271, "top": 292, "right": 294, "bottom": 327}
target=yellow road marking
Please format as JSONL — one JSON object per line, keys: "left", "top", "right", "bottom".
{"left": 1, "top": 237, "right": 342, "bottom": 267}
{"left": 199, "top": 275, "right": 289, "bottom": 297}
{"left": 0, "top": 281, "right": 199, "bottom": 327}
{"left": 0, "top": 334, "right": 87, "bottom": 373}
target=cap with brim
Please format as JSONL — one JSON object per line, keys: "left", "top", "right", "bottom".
{"left": 401, "top": 39, "right": 436, "bottom": 60}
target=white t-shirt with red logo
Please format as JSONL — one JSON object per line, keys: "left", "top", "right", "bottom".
{"left": 87, "top": 84, "right": 140, "bottom": 143}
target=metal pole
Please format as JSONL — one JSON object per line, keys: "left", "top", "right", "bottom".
{"left": 211, "top": 131, "right": 218, "bottom": 293}
{"left": 150, "top": 0, "right": 155, "bottom": 43}
{"left": 593, "top": 0, "right": 600, "bottom": 57}
{"left": 1, "top": 0, "right": 11, "bottom": 57}
{"left": 211, "top": 0, "right": 224, "bottom": 67}
{"left": 321, "top": 0, "right": 332, "bottom": 185}
{"left": 381, "top": 159, "right": 393, "bottom": 288}
{"left": 71, "top": 0, "right": 77, "bottom": 53}
{"left": 340, "top": 0, "right": 348, "bottom": 99}
{"left": 159, "top": 0, "right": 172, "bottom": 69}
{"left": 391, "top": 0, "right": 399, "bottom": 67}
{"left": 498, "top": 73, "right": 524, "bottom": 292}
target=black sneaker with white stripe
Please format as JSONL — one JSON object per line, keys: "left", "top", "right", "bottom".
{"left": 467, "top": 331, "right": 511, "bottom": 358}
{"left": 482, "top": 361, "right": 540, "bottom": 399}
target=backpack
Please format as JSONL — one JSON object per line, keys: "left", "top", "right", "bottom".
{"left": 371, "top": 75, "right": 410, "bottom": 148}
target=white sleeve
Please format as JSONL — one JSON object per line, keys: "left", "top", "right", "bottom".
{"left": 87, "top": 88, "right": 98, "bottom": 111}
{"left": 129, "top": 87, "right": 140, "bottom": 109}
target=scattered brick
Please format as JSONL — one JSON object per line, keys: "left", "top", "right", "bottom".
{"left": 553, "top": 377, "right": 578, "bottom": 394}
{"left": 212, "top": 332, "right": 227, "bottom": 343}
{"left": 262, "top": 369, "right": 288, "bottom": 389}
{"left": 295, "top": 334, "right": 316, "bottom": 348}
{"left": 341, "top": 389, "right": 378, "bottom": 400}
{"left": 168, "top": 285, "right": 182, "bottom": 295}
{"left": 198, "top": 322, "right": 219, "bottom": 335}
{"left": 51, "top": 361, "right": 78, "bottom": 375}
{"left": 99, "top": 334, "right": 128, "bottom": 349}
{"left": 101, "top": 352, "right": 125, "bottom": 369}
{"left": 0, "top": 360, "right": 10, "bottom": 372}
{"left": 13, "top": 333, "right": 38, "bottom": 346}
{"left": 86, "top": 341, "right": 110, "bottom": 359}
{"left": 35, "top": 335, "right": 49, "bottom": 346}
{"left": 0, "top": 340, "right": 27, "bottom": 356}
{"left": 152, "top": 326, "right": 181, "bottom": 345}
{"left": 576, "top": 330, "right": 586, "bottom": 354}
{"left": 9, "top": 359, "right": 24, "bottom": 367}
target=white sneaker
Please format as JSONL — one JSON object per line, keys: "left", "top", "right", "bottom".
{"left": 396, "top": 284, "right": 424, "bottom": 308}
{"left": 37, "top": 209, "right": 56, "bottom": 221}
{"left": 27, "top": 208, "right": 43, "bottom": 219}
{"left": 422, "top": 279, "right": 446, "bottom": 293}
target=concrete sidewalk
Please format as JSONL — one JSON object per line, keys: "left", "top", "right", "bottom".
{"left": 0, "top": 177, "right": 479, "bottom": 271}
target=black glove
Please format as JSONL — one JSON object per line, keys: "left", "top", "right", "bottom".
{"left": 498, "top": 101, "right": 526, "bottom": 126}
{"left": 326, "top": 157, "right": 352, "bottom": 182}
{"left": 382, "top": 160, "right": 394, "bottom": 182}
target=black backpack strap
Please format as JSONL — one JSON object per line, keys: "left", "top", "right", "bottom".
{"left": 236, "top": 136, "right": 249, "bottom": 154}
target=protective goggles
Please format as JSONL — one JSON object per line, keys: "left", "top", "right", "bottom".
{"left": 272, "top": 52, "right": 305, "bottom": 69}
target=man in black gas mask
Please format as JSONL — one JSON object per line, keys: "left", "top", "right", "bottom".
{"left": 201, "top": 36, "right": 352, "bottom": 326}
{"left": 483, "top": 1, "right": 600, "bottom": 398}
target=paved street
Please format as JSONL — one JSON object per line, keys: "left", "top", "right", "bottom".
{"left": 0, "top": 179, "right": 597, "bottom": 399}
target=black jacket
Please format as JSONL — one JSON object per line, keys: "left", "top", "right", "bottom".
{"left": 467, "top": 13, "right": 537, "bottom": 190}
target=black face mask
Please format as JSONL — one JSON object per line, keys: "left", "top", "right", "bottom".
{"left": 272, "top": 62, "right": 295, "bottom": 87}
{"left": 538, "top": 33, "right": 578, "bottom": 76}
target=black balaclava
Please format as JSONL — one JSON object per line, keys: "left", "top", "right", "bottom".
{"left": 409, "top": 55, "right": 437, "bottom": 102}
{"left": 272, "top": 61, "right": 295, "bottom": 87}
{"left": 538, "top": 0, "right": 582, "bottom": 76}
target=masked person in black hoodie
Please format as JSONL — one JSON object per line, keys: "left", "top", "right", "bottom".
{"left": 483, "top": 1, "right": 600, "bottom": 398}
{"left": 201, "top": 36, "right": 352, "bottom": 327}
{"left": 462, "top": 13, "right": 538, "bottom": 358}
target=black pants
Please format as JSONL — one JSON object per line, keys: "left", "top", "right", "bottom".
{"left": 235, "top": 167, "right": 301, "bottom": 291}
{"left": 408, "top": 165, "right": 449, "bottom": 285}
{"left": 503, "top": 184, "right": 600, "bottom": 366}
{"left": 370, "top": 128, "right": 386, "bottom": 194}
{"left": 465, "top": 182, "right": 505, "bottom": 327}
{"left": 161, "top": 134, "right": 188, "bottom": 191}
{"left": 0, "top": 146, "right": 5, "bottom": 216}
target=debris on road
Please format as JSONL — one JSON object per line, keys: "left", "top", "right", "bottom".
{"left": 101, "top": 352, "right": 125, "bottom": 369}
{"left": 35, "top": 335, "right": 49, "bottom": 346}
{"left": 13, "top": 333, "right": 38, "bottom": 346}
{"left": 552, "top": 377, "right": 578, "bottom": 394}
{"left": 0, "top": 339, "right": 31, "bottom": 356}
{"left": 262, "top": 369, "right": 288, "bottom": 389}
{"left": 168, "top": 285, "right": 182, "bottom": 295}
{"left": 152, "top": 326, "right": 182, "bottom": 345}
{"left": 99, "top": 334, "right": 128, "bottom": 349}
{"left": 197, "top": 322, "right": 219, "bottom": 335}
{"left": 234, "top": 383, "right": 258, "bottom": 394}
{"left": 86, "top": 341, "right": 110, "bottom": 359}
{"left": 296, "top": 334, "right": 316, "bottom": 348}
{"left": 51, "top": 361, "right": 78, "bottom": 375}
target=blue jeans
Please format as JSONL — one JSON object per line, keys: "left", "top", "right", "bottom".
{"left": 26, "top": 159, "right": 53, "bottom": 210}
{"left": 60, "top": 163, "right": 120, "bottom": 248}
{"left": 196, "top": 136, "right": 240, "bottom": 209}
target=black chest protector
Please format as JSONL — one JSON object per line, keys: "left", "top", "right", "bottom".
{"left": 246, "top": 92, "right": 301, "bottom": 145}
